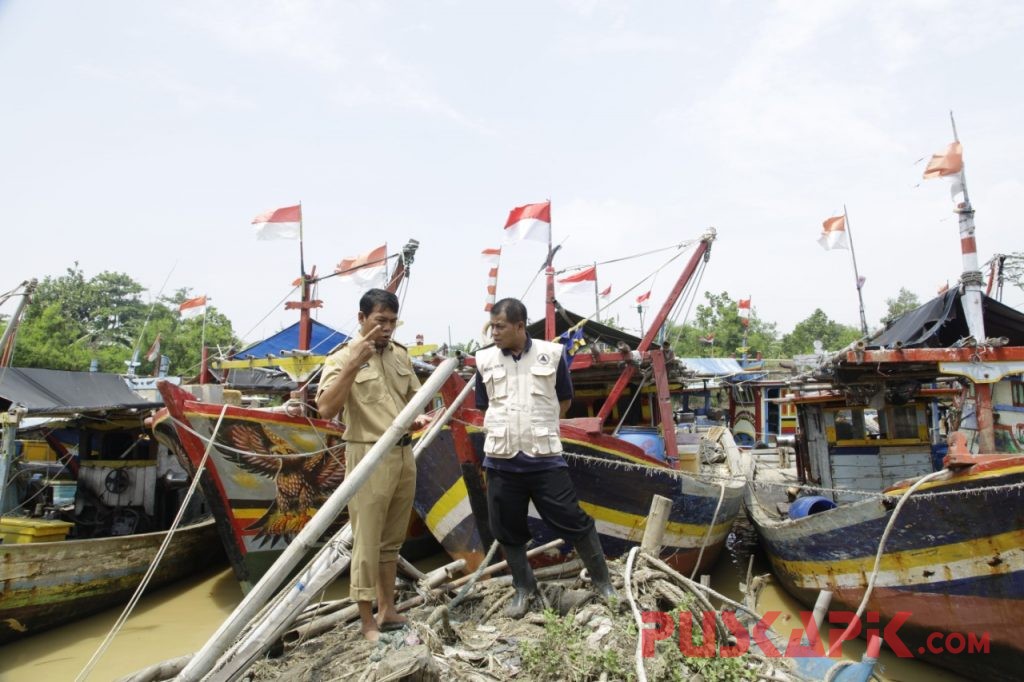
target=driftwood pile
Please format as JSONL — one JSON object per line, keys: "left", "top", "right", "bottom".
{"left": 241, "top": 550, "right": 803, "bottom": 682}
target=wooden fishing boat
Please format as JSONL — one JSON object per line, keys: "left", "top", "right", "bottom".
{"left": 0, "top": 516, "right": 219, "bottom": 643}
{"left": 416, "top": 230, "right": 750, "bottom": 575}
{"left": 743, "top": 294, "right": 1024, "bottom": 678}
{"left": 0, "top": 366, "right": 224, "bottom": 643}
{"left": 151, "top": 384, "right": 347, "bottom": 592}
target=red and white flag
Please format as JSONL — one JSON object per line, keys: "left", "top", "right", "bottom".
{"left": 179, "top": 295, "right": 207, "bottom": 320}
{"left": 336, "top": 244, "right": 388, "bottom": 286}
{"left": 738, "top": 298, "right": 751, "bottom": 327}
{"left": 145, "top": 334, "right": 162, "bottom": 362}
{"left": 599, "top": 285, "right": 611, "bottom": 298}
{"left": 556, "top": 266, "right": 597, "bottom": 295}
{"left": 636, "top": 291, "right": 651, "bottom": 305}
{"left": 504, "top": 201, "right": 551, "bottom": 243}
{"left": 923, "top": 142, "right": 963, "bottom": 180}
{"left": 818, "top": 215, "right": 849, "bottom": 251}
{"left": 481, "top": 247, "right": 502, "bottom": 265}
{"left": 252, "top": 204, "right": 301, "bottom": 240}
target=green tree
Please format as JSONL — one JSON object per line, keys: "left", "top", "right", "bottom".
{"left": 881, "top": 287, "right": 920, "bottom": 325}
{"left": 667, "top": 291, "right": 780, "bottom": 358}
{"left": 12, "top": 267, "right": 238, "bottom": 375}
{"left": 780, "top": 309, "right": 862, "bottom": 357}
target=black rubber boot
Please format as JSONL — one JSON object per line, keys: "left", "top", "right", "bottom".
{"left": 502, "top": 544, "right": 538, "bottom": 619}
{"left": 574, "top": 527, "right": 617, "bottom": 601}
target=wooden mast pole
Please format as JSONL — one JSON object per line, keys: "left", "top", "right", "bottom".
{"left": 595, "top": 230, "right": 715, "bottom": 426}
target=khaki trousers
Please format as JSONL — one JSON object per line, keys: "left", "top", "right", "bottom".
{"left": 346, "top": 442, "right": 416, "bottom": 602}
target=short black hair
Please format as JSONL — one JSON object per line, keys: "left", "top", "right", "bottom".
{"left": 491, "top": 297, "right": 527, "bottom": 324}
{"left": 359, "top": 288, "right": 399, "bottom": 316}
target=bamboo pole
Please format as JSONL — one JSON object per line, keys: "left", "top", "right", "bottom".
{"left": 201, "top": 363, "right": 472, "bottom": 682}
{"left": 177, "top": 358, "right": 458, "bottom": 682}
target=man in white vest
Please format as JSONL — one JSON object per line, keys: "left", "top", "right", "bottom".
{"left": 475, "top": 297, "right": 616, "bottom": 618}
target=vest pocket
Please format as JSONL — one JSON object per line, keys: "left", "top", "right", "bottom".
{"left": 482, "top": 365, "right": 509, "bottom": 398}
{"left": 484, "top": 425, "right": 508, "bottom": 454}
{"left": 529, "top": 365, "right": 556, "bottom": 395}
{"left": 531, "top": 425, "right": 562, "bottom": 454}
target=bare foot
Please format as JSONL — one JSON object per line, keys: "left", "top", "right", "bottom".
{"left": 376, "top": 610, "right": 408, "bottom": 628}
{"left": 360, "top": 624, "right": 381, "bottom": 642}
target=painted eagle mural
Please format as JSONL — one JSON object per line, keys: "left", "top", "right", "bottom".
{"left": 220, "top": 422, "right": 346, "bottom": 546}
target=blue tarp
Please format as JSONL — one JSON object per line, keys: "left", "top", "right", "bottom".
{"left": 235, "top": 320, "right": 349, "bottom": 359}
{"left": 678, "top": 357, "right": 745, "bottom": 377}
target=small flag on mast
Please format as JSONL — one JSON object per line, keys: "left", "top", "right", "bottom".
{"left": 504, "top": 201, "right": 551, "bottom": 243}
{"left": 599, "top": 285, "right": 611, "bottom": 298}
{"left": 923, "top": 142, "right": 963, "bottom": 180}
{"left": 636, "top": 291, "right": 651, "bottom": 305}
{"left": 179, "top": 296, "right": 207, "bottom": 320}
{"left": 818, "top": 215, "right": 849, "bottom": 250}
{"left": 252, "top": 205, "right": 301, "bottom": 240}
{"left": 481, "top": 247, "right": 502, "bottom": 265}
{"left": 738, "top": 298, "right": 751, "bottom": 327}
{"left": 336, "top": 245, "right": 387, "bottom": 286}
{"left": 556, "top": 266, "right": 597, "bottom": 295}
{"left": 145, "top": 334, "right": 162, "bottom": 362}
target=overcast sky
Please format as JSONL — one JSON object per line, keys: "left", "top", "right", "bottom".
{"left": 1, "top": 1, "right": 1020, "bottom": 353}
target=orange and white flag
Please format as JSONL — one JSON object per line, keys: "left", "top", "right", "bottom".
{"left": 818, "top": 215, "right": 849, "bottom": 251}
{"left": 923, "top": 142, "right": 963, "bottom": 180}
{"left": 556, "top": 266, "right": 597, "bottom": 295}
{"left": 336, "top": 245, "right": 387, "bottom": 286}
{"left": 252, "top": 204, "right": 301, "bottom": 240}
{"left": 179, "top": 295, "right": 207, "bottom": 320}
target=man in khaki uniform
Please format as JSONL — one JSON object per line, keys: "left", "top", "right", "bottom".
{"left": 316, "top": 288, "right": 428, "bottom": 642}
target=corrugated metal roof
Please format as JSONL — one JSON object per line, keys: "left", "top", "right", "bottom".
{"left": 678, "top": 357, "right": 745, "bottom": 377}
{"left": 235, "top": 320, "right": 349, "bottom": 358}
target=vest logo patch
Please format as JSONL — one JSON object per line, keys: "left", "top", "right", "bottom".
{"left": 537, "top": 353, "right": 550, "bottom": 365}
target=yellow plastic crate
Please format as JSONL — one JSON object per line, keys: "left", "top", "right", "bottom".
{"left": 0, "top": 517, "right": 74, "bottom": 544}
{"left": 19, "top": 440, "right": 56, "bottom": 462}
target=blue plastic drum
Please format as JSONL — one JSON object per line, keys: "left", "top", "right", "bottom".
{"left": 788, "top": 495, "right": 837, "bottom": 520}
{"left": 617, "top": 426, "right": 666, "bottom": 461}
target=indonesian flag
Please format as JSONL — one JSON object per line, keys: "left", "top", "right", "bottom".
{"left": 738, "top": 298, "right": 751, "bottom": 327}
{"left": 252, "top": 204, "right": 301, "bottom": 240}
{"left": 556, "top": 266, "right": 597, "bottom": 295}
{"left": 504, "top": 201, "right": 551, "bottom": 243}
{"left": 923, "top": 142, "right": 963, "bottom": 180}
{"left": 636, "top": 291, "right": 651, "bottom": 305}
{"left": 700, "top": 333, "right": 715, "bottom": 345}
{"left": 145, "top": 334, "right": 162, "bottom": 362}
{"left": 179, "top": 295, "right": 207, "bottom": 320}
{"left": 818, "top": 215, "right": 849, "bottom": 251}
{"left": 481, "top": 247, "right": 502, "bottom": 265}
{"left": 336, "top": 244, "right": 387, "bottom": 286}
{"left": 599, "top": 285, "right": 611, "bottom": 298}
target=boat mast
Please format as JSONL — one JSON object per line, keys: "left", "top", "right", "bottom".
{"left": 948, "top": 113, "right": 995, "bottom": 453}
{"left": 545, "top": 206, "right": 556, "bottom": 340}
{"left": 595, "top": 230, "right": 715, "bottom": 427}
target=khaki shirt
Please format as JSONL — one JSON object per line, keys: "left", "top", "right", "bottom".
{"left": 317, "top": 334, "right": 421, "bottom": 442}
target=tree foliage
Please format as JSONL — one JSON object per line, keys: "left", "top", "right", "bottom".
{"left": 780, "top": 308, "right": 862, "bottom": 356}
{"left": 11, "top": 266, "right": 238, "bottom": 375}
{"left": 667, "top": 291, "right": 780, "bottom": 359}
{"left": 881, "top": 287, "right": 921, "bottom": 325}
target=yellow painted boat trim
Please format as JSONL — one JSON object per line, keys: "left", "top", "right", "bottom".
{"left": 886, "top": 463, "right": 1024, "bottom": 496}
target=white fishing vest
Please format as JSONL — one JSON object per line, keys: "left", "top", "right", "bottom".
{"left": 476, "top": 339, "right": 564, "bottom": 458}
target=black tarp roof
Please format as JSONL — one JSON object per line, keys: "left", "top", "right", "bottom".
{"left": 867, "top": 290, "right": 1024, "bottom": 349}
{"left": 525, "top": 304, "right": 643, "bottom": 348}
{"left": 0, "top": 367, "right": 161, "bottom": 416}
